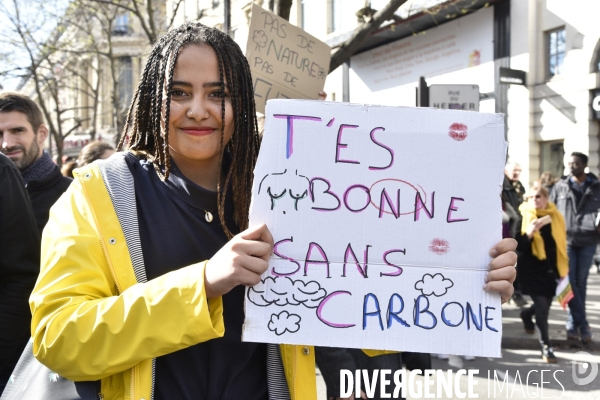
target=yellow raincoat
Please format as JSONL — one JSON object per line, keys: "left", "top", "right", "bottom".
{"left": 30, "top": 159, "right": 390, "bottom": 400}
{"left": 29, "top": 161, "right": 324, "bottom": 400}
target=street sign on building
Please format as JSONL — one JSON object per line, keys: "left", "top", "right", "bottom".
{"left": 499, "top": 67, "right": 526, "bottom": 85}
{"left": 429, "top": 84, "right": 480, "bottom": 111}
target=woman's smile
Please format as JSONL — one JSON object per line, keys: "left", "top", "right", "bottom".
{"left": 179, "top": 126, "right": 216, "bottom": 136}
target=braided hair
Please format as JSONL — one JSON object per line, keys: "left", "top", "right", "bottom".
{"left": 117, "top": 22, "right": 260, "bottom": 239}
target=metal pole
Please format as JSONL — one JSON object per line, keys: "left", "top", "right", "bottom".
{"left": 416, "top": 76, "right": 428, "bottom": 107}
{"left": 343, "top": 61, "right": 350, "bottom": 102}
{"left": 48, "top": 130, "right": 53, "bottom": 159}
{"left": 224, "top": 0, "right": 231, "bottom": 34}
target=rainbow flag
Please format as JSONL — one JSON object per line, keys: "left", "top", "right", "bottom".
{"left": 556, "top": 276, "right": 574, "bottom": 310}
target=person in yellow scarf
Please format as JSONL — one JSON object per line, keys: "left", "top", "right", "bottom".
{"left": 517, "top": 186, "right": 568, "bottom": 363}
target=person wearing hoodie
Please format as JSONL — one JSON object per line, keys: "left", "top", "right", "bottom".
{"left": 550, "top": 152, "right": 597, "bottom": 343}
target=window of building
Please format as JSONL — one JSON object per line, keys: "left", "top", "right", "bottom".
{"left": 117, "top": 56, "right": 133, "bottom": 113}
{"left": 546, "top": 28, "right": 565, "bottom": 79}
{"left": 112, "top": 13, "right": 130, "bottom": 36}
{"left": 327, "top": 0, "right": 341, "bottom": 34}
{"left": 540, "top": 140, "right": 565, "bottom": 179}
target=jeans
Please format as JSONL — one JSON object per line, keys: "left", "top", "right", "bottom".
{"left": 566, "top": 245, "right": 594, "bottom": 330}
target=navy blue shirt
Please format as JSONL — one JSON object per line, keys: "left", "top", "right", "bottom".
{"left": 126, "top": 155, "right": 268, "bottom": 400}
{"left": 569, "top": 175, "right": 592, "bottom": 206}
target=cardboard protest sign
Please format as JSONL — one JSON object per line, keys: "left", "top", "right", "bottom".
{"left": 243, "top": 100, "right": 507, "bottom": 357}
{"left": 245, "top": 4, "right": 331, "bottom": 114}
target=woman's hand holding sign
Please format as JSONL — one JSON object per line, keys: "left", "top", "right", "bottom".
{"left": 205, "top": 224, "right": 274, "bottom": 298}
{"left": 486, "top": 238, "right": 517, "bottom": 304}
{"left": 206, "top": 224, "right": 517, "bottom": 304}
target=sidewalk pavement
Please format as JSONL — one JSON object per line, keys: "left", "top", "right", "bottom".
{"left": 501, "top": 265, "right": 600, "bottom": 352}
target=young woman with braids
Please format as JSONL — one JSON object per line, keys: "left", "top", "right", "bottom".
{"left": 29, "top": 23, "right": 517, "bottom": 400}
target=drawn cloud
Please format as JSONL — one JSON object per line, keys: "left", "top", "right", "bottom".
{"left": 414, "top": 273, "right": 454, "bottom": 297}
{"left": 268, "top": 311, "right": 301, "bottom": 335}
{"left": 248, "top": 276, "right": 327, "bottom": 308}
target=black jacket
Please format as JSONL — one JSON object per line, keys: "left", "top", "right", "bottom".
{"left": 550, "top": 173, "right": 600, "bottom": 247}
{"left": 26, "top": 164, "right": 72, "bottom": 236}
{"left": 502, "top": 175, "right": 525, "bottom": 238}
{"left": 516, "top": 225, "right": 559, "bottom": 297}
{"left": 0, "top": 154, "right": 40, "bottom": 392}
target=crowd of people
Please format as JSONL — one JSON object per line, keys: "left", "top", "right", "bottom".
{"left": 0, "top": 21, "right": 589, "bottom": 400}
{"left": 60, "top": 141, "right": 115, "bottom": 178}
{"left": 502, "top": 154, "right": 596, "bottom": 364}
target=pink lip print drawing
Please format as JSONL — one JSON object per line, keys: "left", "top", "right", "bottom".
{"left": 429, "top": 238, "right": 450, "bottom": 255}
{"left": 449, "top": 123, "right": 468, "bottom": 141}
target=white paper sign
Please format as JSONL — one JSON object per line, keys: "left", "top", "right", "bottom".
{"left": 243, "top": 100, "right": 507, "bottom": 357}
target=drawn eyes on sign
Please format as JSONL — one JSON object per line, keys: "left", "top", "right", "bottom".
{"left": 266, "top": 187, "right": 309, "bottom": 213}
{"left": 289, "top": 189, "right": 308, "bottom": 210}
{"left": 267, "top": 187, "right": 287, "bottom": 211}
{"left": 259, "top": 170, "right": 310, "bottom": 213}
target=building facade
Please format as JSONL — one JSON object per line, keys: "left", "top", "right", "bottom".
{"left": 511, "top": 0, "right": 600, "bottom": 184}
{"left": 166, "top": 0, "right": 600, "bottom": 185}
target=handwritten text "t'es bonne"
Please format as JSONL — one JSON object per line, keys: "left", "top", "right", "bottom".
{"left": 269, "top": 114, "right": 470, "bottom": 224}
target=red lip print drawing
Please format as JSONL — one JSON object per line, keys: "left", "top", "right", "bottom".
{"left": 448, "top": 123, "right": 468, "bottom": 141}
{"left": 429, "top": 238, "right": 450, "bottom": 255}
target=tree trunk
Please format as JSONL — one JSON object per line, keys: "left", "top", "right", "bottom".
{"left": 89, "top": 63, "right": 100, "bottom": 141}
{"left": 109, "top": 52, "right": 124, "bottom": 146}
{"left": 54, "top": 133, "right": 64, "bottom": 166}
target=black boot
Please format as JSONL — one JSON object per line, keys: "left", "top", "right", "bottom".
{"left": 520, "top": 310, "right": 535, "bottom": 334}
{"left": 541, "top": 345, "right": 557, "bottom": 363}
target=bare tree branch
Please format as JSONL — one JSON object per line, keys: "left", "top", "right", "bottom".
{"left": 329, "top": 0, "right": 408, "bottom": 73}
{"left": 88, "top": 0, "right": 137, "bottom": 16}
{"left": 167, "top": 0, "right": 184, "bottom": 31}
{"left": 89, "top": 0, "right": 159, "bottom": 43}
